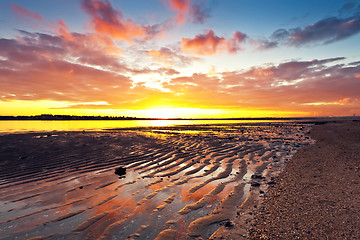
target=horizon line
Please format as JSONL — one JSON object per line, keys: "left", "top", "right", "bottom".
{"left": 0, "top": 114, "right": 359, "bottom": 121}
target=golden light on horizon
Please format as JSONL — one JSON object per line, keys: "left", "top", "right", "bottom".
{"left": 140, "top": 106, "right": 224, "bottom": 119}
{"left": 0, "top": 99, "right": 346, "bottom": 119}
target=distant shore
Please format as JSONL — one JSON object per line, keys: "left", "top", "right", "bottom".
{"left": 0, "top": 114, "right": 359, "bottom": 121}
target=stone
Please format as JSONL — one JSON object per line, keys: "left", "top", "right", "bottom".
{"left": 115, "top": 166, "right": 126, "bottom": 176}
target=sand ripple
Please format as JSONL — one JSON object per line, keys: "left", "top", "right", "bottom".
{"left": 0, "top": 122, "right": 314, "bottom": 239}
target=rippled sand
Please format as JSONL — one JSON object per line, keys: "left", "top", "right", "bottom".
{"left": 0, "top": 122, "right": 314, "bottom": 240}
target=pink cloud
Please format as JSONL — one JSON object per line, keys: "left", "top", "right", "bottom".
{"left": 57, "top": 20, "right": 73, "bottom": 40}
{"left": 168, "top": 0, "right": 210, "bottom": 24}
{"left": 0, "top": 31, "right": 133, "bottom": 105}
{"left": 81, "top": 0, "right": 165, "bottom": 42}
{"left": 169, "top": 0, "right": 190, "bottom": 24}
{"left": 0, "top": 30, "right": 186, "bottom": 110}
{"left": 81, "top": 0, "right": 144, "bottom": 41}
{"left": 181, "top": 30, "right": 247, "bottom": 55}
{"left": 11, "top": 4, "right": 43, "bottom": 21}
{"left": 181, "top": 30, "right": 225, "bottom": 55}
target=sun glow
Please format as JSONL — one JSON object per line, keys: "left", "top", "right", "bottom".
{"left": 140, "top": 107, "right": 224, "bottom": 119}
{"left": 142, "top": 107, "right": 187, "bottom": 119}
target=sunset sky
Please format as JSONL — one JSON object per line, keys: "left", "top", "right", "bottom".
{"left": 1, "top": 0, "right": 360, "bottom": 118}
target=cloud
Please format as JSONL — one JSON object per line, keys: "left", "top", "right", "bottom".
{"left": 57, "top": 20, "right": 73, "bottom": 40}
{"left": 266, "top": 7, "right": 360, "bottom": 47}
{"left": 189, "top": 0, "right": 210, "bottom": 24}
{"left": 288, "top": 16, "right": 360, "bottom": 46}
{"left": 227, "top": 31, "right": 248, "bottom": 53}
{"left": 181, "top": 30, "right": 247, "bottom": 55}
{"left": 148, "top": 47, "right": 193, "bottom": 66}
{"left": 11, "top": 4, "right": 43, "bottom": 21}
{"left": 0, "top": 29, "right": 188, "bottom": 110}
{"left": 0, "top": 31, "right": 133, "bottom": 105}
{"left": 256, "top": 28, "right": 288, "bottom": 50}
{"left": 81, "top": 0, "right": 144, "bottom": 41}
{"left": 168, "top": 0, "right": 210, "bottom": 24}
{"left": 161, "top": 57, "right": 360, "bottom": 115}
{"left": 339, "top": 2, "right": 359, "bottom": 16}
{"left": 169, "top": 0, "right": 190, "bottom": 24}
{"left": 81, "top": 0, "right": 165, "bottom": 41}
{"left": 302, "top": 98, "right": 360, "bottom": 106}
{"left": 181, "top": 30, "right": 224, "bottom": 55}
{"left": 221, "top": 57, "right": 360, "bottom": 107}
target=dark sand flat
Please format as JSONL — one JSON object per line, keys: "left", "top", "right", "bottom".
{"left": 245, "top": 121, "right": 360, "bottom": 239}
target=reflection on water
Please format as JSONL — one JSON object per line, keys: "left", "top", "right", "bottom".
{"left": 0, "top": 122, "right": 314, "bottom": 239}
{"left": 0, "top": 119, "right": 285, "bottom": 134}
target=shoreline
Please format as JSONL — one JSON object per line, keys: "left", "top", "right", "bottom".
{"left": 246, "top": 120, "right": 360, "bottom": 239}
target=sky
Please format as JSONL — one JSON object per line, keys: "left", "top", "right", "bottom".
{"left": 1, "top": 0, "right": 360, "bottom": 118}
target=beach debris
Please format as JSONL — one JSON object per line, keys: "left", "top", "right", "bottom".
{"left": 251, "top": 174, "right": 264, "bottom": 179}
{"left": 224, "top": 221, "right": 234, "bottom": 228}
{"left": 115, "top": 167, "right": 126, "bottom": 176}
{"left": 267, "top": 180, "right": 275, "bottom": 185}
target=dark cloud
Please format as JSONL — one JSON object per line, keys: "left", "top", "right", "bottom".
{"left": 270, "top": 29, "right": 290, "bottom": 42}
{"left": 265, "top": 8, "right": 360, "bottom": 48}
{"left": 257, "top": 39, "right": 278, "bottom": 50}
{"left": 190, "top": 1, "right": 211, "bottom": 24}
{"left": 288, "top": 16, "right": 360, "bottom": 46}
{"left": 258, "top": 3, "right": 360, "bottom": 49}
{"left": 339, "top": 2, "right": 358, "bottom": 16}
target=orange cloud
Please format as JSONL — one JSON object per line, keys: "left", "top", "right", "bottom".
{"left": 181, "top": 30, "right": 247, "bottom": 55}
{"left": 0, "top": 30, "right": 133, "bottom": 106}
{"left": 169, "top": 0, "right": 190, "bottom": 24}
{"left": 158, "top": 57, "right": 360, "bottom": 116}
{"left": 81, "top": 0, "right": 145, "bottom": 41}
{"left": 81, "top": 0, "right": 167, "bottom": 42}
{"left": 11, "top": 4, "right": 43, "bottom": 21}
{"left": 167, "top": 0, "right": 210, "bottom": 24}
{"left": 181, "top": 30, "right": 225, "bottom": 55}
{"left": 57, "top": 20, "right": 73, "bottom": 40}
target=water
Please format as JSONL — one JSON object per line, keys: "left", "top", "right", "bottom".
{"left": 0, "top": 119, "right": 285, "bottom": 134}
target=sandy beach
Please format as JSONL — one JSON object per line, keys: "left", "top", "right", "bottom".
{"left": 247, "top": 120, "right": 360, "bottom": 239}
{"left": 0, "top": 121, "right": 358, "bottom": 239}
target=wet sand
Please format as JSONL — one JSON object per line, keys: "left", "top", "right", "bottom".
{"left": 246, "top": 120, "right": 360, "bottom": 239}
{"left": 0, "top": 122, "right": 314, "bottom": 239}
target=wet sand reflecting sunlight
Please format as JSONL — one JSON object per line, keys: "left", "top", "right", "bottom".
{"left": 0, "top": 122, "right": 314, "bottom": 239}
